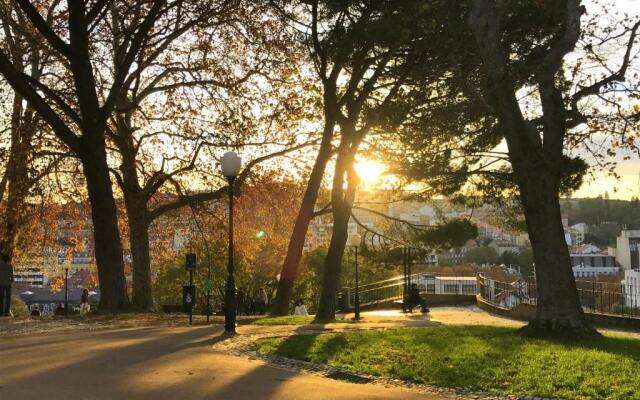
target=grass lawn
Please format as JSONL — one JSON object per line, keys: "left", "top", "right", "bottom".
{"left": 252, "top": 325, "right": 640, "bottom": 400}
{"left": 249, "top": 315, "right": 355, "bottom": 325}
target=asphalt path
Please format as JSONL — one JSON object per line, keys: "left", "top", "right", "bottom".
{"left": 0, "top": 325, "right": 450, "bottom": 400}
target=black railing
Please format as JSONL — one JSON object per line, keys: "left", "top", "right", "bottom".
{"left": 478, "top": 274, "right": 640, "bottom": 319}
{"left": 477, "top": 274, "right": 536, "bottom": 309}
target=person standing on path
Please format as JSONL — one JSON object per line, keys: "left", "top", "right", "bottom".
{"left": 0, "top": 254, "right": 14, "bottom": 316}
{"left": 80, "top": 288, "right": 91, "bottom": 316}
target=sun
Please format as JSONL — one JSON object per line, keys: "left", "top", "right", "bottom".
{"left": 354, "top": 159, "right": 386, "bottom": 187}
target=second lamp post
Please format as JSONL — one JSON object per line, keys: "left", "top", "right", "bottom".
{"left": 221, "top": 151, "right": 242, "bottom": 334}
{"left": 349, "top": 233, "right": 361, "bottom": 320}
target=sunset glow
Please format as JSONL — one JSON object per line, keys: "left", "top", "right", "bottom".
{"left": 354, "top": 159, "right": 386, "bottom": 187}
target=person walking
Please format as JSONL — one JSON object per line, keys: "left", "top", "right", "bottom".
{"left": 80, "top": 288, "right": 91, "bottom": 316}
{"left": 0, "top": 254, "right": 13, "bottom": 317}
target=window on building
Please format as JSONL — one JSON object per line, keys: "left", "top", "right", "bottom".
{"left": 443, "top": 283, "right": 459, "bottom": 293}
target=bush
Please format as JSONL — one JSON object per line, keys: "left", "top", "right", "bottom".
{"left": 10, "top": 295, "right": 29, "bottom": 317}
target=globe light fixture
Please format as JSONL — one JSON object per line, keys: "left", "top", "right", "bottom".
{"left": 220, "top": 151, "right": 242, "bottom": 178}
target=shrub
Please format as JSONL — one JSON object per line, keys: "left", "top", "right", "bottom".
{"left": 10, "top": 295, "right": 29, "bottom": 317}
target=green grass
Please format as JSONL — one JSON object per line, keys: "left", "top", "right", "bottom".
{"left": 252, "top": 325, "right": 640, "bottom": 400}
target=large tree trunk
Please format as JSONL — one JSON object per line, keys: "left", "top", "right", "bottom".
{"left": 315, "top": 202, "right": 352, "bottom": 321}
{"left": 315, "top": 143, "right": 358, "bottom": 321}
{"left": 516, "top": 167, "right": 595, "bottom": 337}
{"left": 117, "top": 120, "right": 154, "bottom": 311}
{"left": 128, "top": 209, "right": 153, "bottom": 310}
{"left": 468, "top": 0, "right": 594, "bottom": 337}
{"left": 271, "top": 114, "right": 336, "bottom": 315}
{"left": 80, "top": 134, "right": 130, "bottom": 311}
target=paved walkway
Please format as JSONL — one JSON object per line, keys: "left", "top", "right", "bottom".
{"left": 0, "top": 325, "right": 455, "bottom": 400}
{"left": 2, "top": 306, "right": 639, "bottom": 399}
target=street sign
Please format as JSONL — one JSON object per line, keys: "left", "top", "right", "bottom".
{"left": 185, "top": 253, "right": 197, "bottom": 271}
{"left": 183, "top": 285, "right": 196, "bottom": 311}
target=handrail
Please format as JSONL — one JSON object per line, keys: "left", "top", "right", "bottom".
{"left": 478, "top": 273, "right": 640, "bottom": 319}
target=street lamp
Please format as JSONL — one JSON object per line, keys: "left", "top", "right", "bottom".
{"left": 64, "top": 267, "right": 69, "bottom": 315}
{"left": 221, "top": 151, "right": 242, "bottom": 334}
{"left": 349, "top": 233, "right": 362, "bottom": 320}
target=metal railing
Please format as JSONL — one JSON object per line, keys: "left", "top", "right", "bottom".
{"left": 477, "top": 274, "right": 537, "bottom": 309}
{"left": 350, "top": 273, "right": 478, "bottom": 307}
{"left": 478, "top": 274, "right": 640, "bottom": 319}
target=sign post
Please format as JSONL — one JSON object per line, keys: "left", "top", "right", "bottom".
{"left": 184, "top": 253, "right": 197, "bottom": 325}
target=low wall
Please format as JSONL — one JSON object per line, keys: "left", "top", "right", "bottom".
{"left": 476, "top": 296, "right": 536, "bottom": 320}
{"left": 425, "top": 294, "right": 477, "bottom": 306}
{"left": 585, "top": 312, "right": 640, "bottom": 330}
{"left": 476, "top": 295, "right": 640, "bottom": 330}
{"left": 356, "top": 294, "right": 476, "bottom": 312}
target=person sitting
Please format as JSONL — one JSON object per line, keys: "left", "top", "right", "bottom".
{"left": 30, "top": 305, "right": 41, "bottom": 317}
{"left": 54, "top": 304, "right": 66, "bottom": 316}
{"left": 293, "top": 299, "right": 308, "bottom": 316}
{"left": 259, "top": 288, "right": 269, "bottom": 315}
{"left": 409, "top": 283, "right": 429, "bottom": 314}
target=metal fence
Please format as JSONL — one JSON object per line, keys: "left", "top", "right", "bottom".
{"left": 350, "top": 273, "right": 478, "bottom": 307}
{"left": 478, "top": 274, "right": 640, "bottom": 319}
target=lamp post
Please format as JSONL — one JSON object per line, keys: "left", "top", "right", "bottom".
{"left": 64, "top": 267, "right": 69, "bottom": 315}
{"left": 349, "top": 233, "right": 362, "bottom": 320}
{"left": 402, "top": 247, "right": 408, "bottom": 313}
{"left": 221, "top": 151, "right": 241, "bottom": 334}
{"left": 407, "top": 246, "right": 412, "bottom": 300}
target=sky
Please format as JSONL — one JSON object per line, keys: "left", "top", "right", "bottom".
{"left": 564, "top": 0, "right": 640, "bottom": 199}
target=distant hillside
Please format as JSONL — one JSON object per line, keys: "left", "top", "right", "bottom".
{"left": 561, "top": 197, "right": 640, "bottom": 246}
{"left": 561, "top": 197, "right": 640, "bottom": 228}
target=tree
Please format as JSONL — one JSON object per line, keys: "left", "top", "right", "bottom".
{"left": 270, "top": 0, "right": 340, "bottom": 315}
{"left": 106, "top": 0, "right": 241, "bottom": 311}
{"left": 103, "top": 0, "right": 310, "bottom": 310}
{"left": 153, "top": 174, "right": 306, "bottom": 311}
{"left": 498, "top": 251, "right": 519, "bottom": 268}
{"left": 0, "top": 3, "right": 61, "bottom": 260}
{"left": 270, "top": 1, "right": 454, "bottom": 320}
{"left": 465, "top": 246, "right": 498, "bottom": 265}
{"left": 460, "top": 0, "right": 640, "bottom": 335}
{"left": 0, "top": 0, "right": 178, "bottom": 310}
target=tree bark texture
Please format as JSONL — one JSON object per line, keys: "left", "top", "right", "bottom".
{"left": 80, "top": 133, "right": 130, "bottom": 311}
{"left": 316, "top": 137, "right": 358, "bottom": 321}
{"left": 272, "top": 106, "right": 337, "bottom": 315}
{"left": 117, "top": 115, "right": 154, "bottom": 311}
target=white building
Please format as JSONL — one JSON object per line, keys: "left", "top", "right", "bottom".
{"left": 570, "top": 223, "right": 589, "bottom": 245}
{"left": 616, "top": 230, "right": 640, "bottom": 270}
{"left": 571, "top": 253, "right": 619, "bottom": 278}
{"left": 624, "top": 269, "right": 640, "bottom": 309}
{"left": 413, "top": 275, "right": 477, "bottom": 294}
{"left": 13, "top": 267, "right": 45, "bottom": 287}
